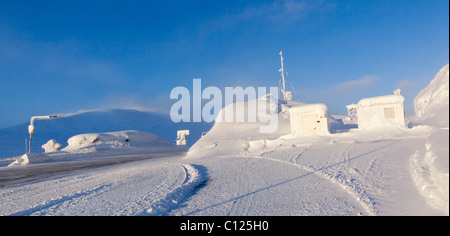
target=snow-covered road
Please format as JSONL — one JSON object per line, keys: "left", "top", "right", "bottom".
{"left": 0, "top": 152, "right": 185, "bottom": 188}
{"left": 172, "top": 156, "right": 369, "bottom": 216}
{"left": 0, "top": 153, "right": 368, "bottom": 216}
{"left": 0, "top": 129, "right": 447, "bottom": 216}
{"left": 0, "top": 154, "right": 203, "bottom": 216}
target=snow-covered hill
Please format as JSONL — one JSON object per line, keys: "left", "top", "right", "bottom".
{"left": 415, "top": 63, "right": 449, "bottom": 127}
{"left": 0, "top": 109, "right": 213, "bottom": 159}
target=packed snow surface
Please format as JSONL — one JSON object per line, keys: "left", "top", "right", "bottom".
{"left": 0, "top": 64, "right": 448, "bottom": 216}
{"left": 1, "top": 123, "right": 447, "bottom": 215}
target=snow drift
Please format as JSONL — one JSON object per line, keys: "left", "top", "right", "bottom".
{"left": 7, "top": 130, "right": 184, "bottom": 166}
{"left": 414, "top": 63, "right": 449, "bottom": 127}
{"left": 410, "top": 130, "right": 449, "bottom": 215}
{"left": 8, "top": 153, "right": 51, "bottom": 167}
{"left": 187, "top": 95, "right": 292, "bottom": 159}
{"left": 409, "top": 63, "right": 449, "bottom": 214}
{"left": 62, "top": 130, "right": 179, "bottom": 153}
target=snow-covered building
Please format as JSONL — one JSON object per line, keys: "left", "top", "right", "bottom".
{"left": 176, "top": 130, "right": 190, "bottom": 145}
{"left": 346, "top": 104, "right": 357, "bottom": 117}
{"left": 289, "top": 103, "right": 330, "bottom": 136}
{"left": 355, "top": 93, "right": 406, "bottom": 129}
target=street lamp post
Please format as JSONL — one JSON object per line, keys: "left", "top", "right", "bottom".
{"left": 28, "top": 115, "right": 60, "bottom": 153}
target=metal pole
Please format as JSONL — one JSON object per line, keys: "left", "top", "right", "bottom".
{"left": 27, "top": 115, "right": 60, "bottom": 154}
{"left": 29, "top": 134, "right": 32, "bottom": 153}
{"left": 279, "top": 51, "right": 286, "bottom": 101}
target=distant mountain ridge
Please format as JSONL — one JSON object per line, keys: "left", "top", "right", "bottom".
{"left": 0, "top": 109, "right": 213, "bottom": 159}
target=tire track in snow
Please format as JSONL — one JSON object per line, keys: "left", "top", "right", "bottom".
{"left": 9, "top": 183, "right": 113, "bottom": 216}
{"left": 144, "top": 164, "right": 206, "bottom": 216}
{"left": 255, "top": 142, "right": 378, "bottom": 216}
{"left": 114, "top": 164, "right": 206, "bottom": 216}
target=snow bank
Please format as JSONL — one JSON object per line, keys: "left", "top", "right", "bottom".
{"left": 414, "top": 64, "right": 449, "bottom": 127}
{"left": 8, "top": 153, "right": 51, "bottom": 167}
{"left": 410, "top": 64, "right": 449, "bottom": 215}
{"left": 187, "top": 96, "right": 292, "bottom": 159}
{"left": 410, "top": 129, "right": 449, "bottom": 215}
{"left": 359, "top": 113, "right": 407, "bottom": 132}
{"left": 62, "top": 130, "right": 178, "bottom": 154}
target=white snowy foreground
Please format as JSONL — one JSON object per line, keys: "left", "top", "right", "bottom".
{"left": 0, "top": 124, "right": 447, "bottom": 216}
{"left": 0, "top": 64, "right": 448, "bottom": 216}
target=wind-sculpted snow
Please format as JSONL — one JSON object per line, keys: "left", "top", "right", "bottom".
{"left": 414, "top": 64, "right": 449, "bottom": 127}
{"left": 410, "top": 129, "right": 449, "bottom": 215}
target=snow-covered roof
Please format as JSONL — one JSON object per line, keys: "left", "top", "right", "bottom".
{"left": 289, "top": 103, "right": 328, "bottom": 117}
{"left": 357, "top": 94, "right": 405, "bottom": 108}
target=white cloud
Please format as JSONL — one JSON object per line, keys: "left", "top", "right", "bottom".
{"left": 239, "top": 0, "right": 307, "bottom": 21}
{"left": 395, "top": 79, "right": 417, "bottom": 92}
{"left": 294, "top": 75, "right": 379, "bottom": 114}
{"left": 205, "top": 0, "right": 334, "bottom": 29}
{"left": 332, "top": 75, "right": 378, "bottom": 94}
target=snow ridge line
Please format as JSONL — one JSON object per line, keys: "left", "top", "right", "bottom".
{"left": 254, "top": 152, "right": 377, "bottom": 216}
{"left": 143, "top": 164, "right": 205, "bottom": 216}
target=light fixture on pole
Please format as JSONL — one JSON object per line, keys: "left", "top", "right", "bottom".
{"left": 28, "top": 115, "right": 60, "bottom": 153}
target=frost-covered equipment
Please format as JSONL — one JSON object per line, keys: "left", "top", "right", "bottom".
{"left": 355, "top": 90, "right": 406, "bottom": 129}
{"left": 28, "top": 115, "right": 60, "bottom": 153}
{"left": 346, "top": 104, "right": 357, "bottom": 118}
{"left": 176, "top": 130, "right": 190, "bottom": 145}
{"left": 289, "top": 103, "right": 330, "bottom": 136}
{"left": 279, "top": 51, "right": 292, "bottom": 101}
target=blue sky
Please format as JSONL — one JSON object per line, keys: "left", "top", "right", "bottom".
{"left": 0, "top": 0, "right": 448, "bottom": 128}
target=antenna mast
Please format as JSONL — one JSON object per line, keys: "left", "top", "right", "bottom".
{"left": 279, "top": 51, "right": 286, "bottom": 100}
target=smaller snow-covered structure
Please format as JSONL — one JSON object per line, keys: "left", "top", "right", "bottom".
{"left": 346, "top": 104, "right": 357, "bottom": 118}
{"left": 176, "top": 130, "right": 190, "bottom": 145}
{"left": 289, "top": 103, "right": 330, "bottom": 136}
{"left": 41, "top": 139, "right": 62, "bottom": 153}
{"left": 355, "top": 93, "right": 406, "bottom": 129}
